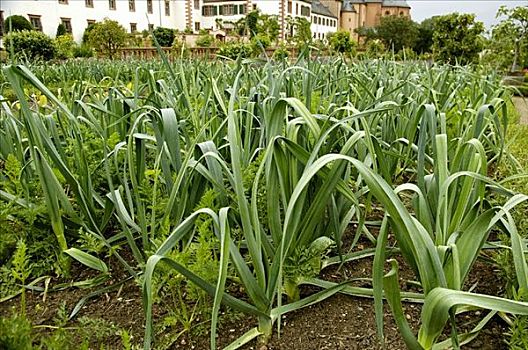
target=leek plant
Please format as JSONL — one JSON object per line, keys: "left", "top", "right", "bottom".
{"left": 1, "top": 57, "right": 527, "bottom": 350}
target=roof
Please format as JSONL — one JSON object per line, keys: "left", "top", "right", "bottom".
{"left": 311, "top": 0, "right": 337, "bottom": 18}
{"left": 341, "top": 0, "right": 357, "bottom": 12}
{"left": 382, "top": 0, "right": 410, "bottom": 8}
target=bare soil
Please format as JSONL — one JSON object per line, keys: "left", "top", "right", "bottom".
{"left": 0, "top": 239, "right": 509, "bottom": 350}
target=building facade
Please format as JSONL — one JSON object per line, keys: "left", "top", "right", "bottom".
{"left": 0, "top": 0, "right": 410, "bottom": 44}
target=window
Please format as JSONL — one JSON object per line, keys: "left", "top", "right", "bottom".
{"left": 148, "top": 23, "right": 154, "bottom": 31}
{"left": 165, "top": 0, "right": 170, "bottom": 16}
{"left": 239, "top": 4, "right": 246, "bottom": 14}
{"left": 58, "top": 0, "right": 68, "bottom": 4}
{"left": 85, "top": 0, "right": 93, "bottom": 7}
{"left": 400, "top": 11, "right": 404, "bottom": 16}
{"left": 194, "top": 22, "right": 200, "bottom": 31}
{"left": 203, "top": 5, "right": 218, "bottom": 16}
{"left": 385, "top": 11, "right": 390, "bottom": 16}
{"left": 295, "top": 3, "right": 298, "bottom": 15}
{"left": 129, "top": 0, "right": 135, "bottom": 11}
{"left": 301, "top": 6, "right": 310, "bottom": 17}
{"left": 194, "top": 0, "right": 200, "bottom": 10}
{"left": 109, "top": 0, "right": 116, "bottom": 10}
{"left": 318, "top": 17, "right": 321, "bottom": 25}
{"left": 28, "top": 15, "right": 42, "bottom": 31}
{"left": 130, "top": 23, "right": 137, "bottom": 32}
{"left": 288, "top": 1, "right": 292, "bottom": 13}
{"left": 147, "top": 0, "right": 153, "bottom": 14}
{"left": 87, "top": 19, "right": 96, "bottom": 26}
{"left": 221, "top": 4, "right": 235, "bottom": 16}
{"left": 61, "top": 18, "right": 72, "bottom": 33}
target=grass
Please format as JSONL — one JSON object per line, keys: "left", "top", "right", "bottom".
{"left": 1, "top": 57, "right": 527, "bottom": 349}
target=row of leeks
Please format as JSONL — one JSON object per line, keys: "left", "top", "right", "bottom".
{"left": 1, "top": 58, "right": 527, "bottom": 350}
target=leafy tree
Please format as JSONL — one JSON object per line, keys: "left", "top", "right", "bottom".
{"left": 86, "top": 19, "right": 127, "bottom": 59}
{"left": 235, "top": 11, "right": 279, "bottom": 43}
{"left": 288, "top": 17, "right": 312, "bottom": 48}
{"left": 328, "top": 30, "right": 357, "bottom": 55}
{"left": 56, "top": 23, "right": 67, "bottom": 37}
{"left": 414, "top": 17, "right": 438, "bottom": 54}
{"left": 495, "top": 6, "right": 528, "bottom": 72}
{"left": 4, "top": 30, "right": 56, "bottom": 60}
{"left": 376, "top": 15, "right": 418, "bottom": 52}
{"left": 4, "top": 15, "right": 33, "bottom": 33}
{"left": 355, "top": 26, "right": 377, "bottom": 43}
{"left": 257, "top": 15, "right": 279, "bottom": 42}
{"left": 152, "top": 27, "right": 175, "bottom": 47}
{"left": 432, "top": 13, "right": 484, "bottom": 65}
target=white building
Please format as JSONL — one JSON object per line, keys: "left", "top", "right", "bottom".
{"left": 0, "top": 0, "right": 339, "bottom": 44}
{"left": 0, "top": 0, "right": 186, "bottom": 42}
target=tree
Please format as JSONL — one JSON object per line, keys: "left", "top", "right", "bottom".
{"left": 414, "top": 17, "right": 438, "bottom": 54}
{"left": 355, "top": 26, "right": 377, "bottom": 43}
{"left": 152, "top": 27, "right": 175, "bottom": 47}
{"left": 289, "top": 17, "right": 312, "bottom": 48}
{"left": 376, "top": 15, "right": 418, "bottom": 52}
{"left": 432, "top": 13, "right": 485, "bottom": 64}
{"left": 495, "top": 6, "right": 528, "bottom": 72}
{"left": 56, "top": 23, "right": 67, "bottom": 37}
{"left": 328, "top": 30, "right": 357, "bottom": 55}
{"left": 4, "top": 15, "right": 33, "bottom": 33}
{"left": 86, "top": 19, "right": 127, "bottom": 59}
{"left": 257, "top": 15, "right": 279, "bottom": 42}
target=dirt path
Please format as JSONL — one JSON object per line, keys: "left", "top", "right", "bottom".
{"left": 513, "top": 96, "right": 528, "bottom": 125}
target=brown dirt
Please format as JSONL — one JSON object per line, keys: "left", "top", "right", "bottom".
{"left": 513, "top": 96, "right": 528, "bottom": 125}
{"left": 0, "top": 237, "right": 510, "bottom": 350}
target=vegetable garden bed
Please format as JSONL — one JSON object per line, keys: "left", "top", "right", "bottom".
{"left": 1, "top": 57, "right": 527, "bottom": 349}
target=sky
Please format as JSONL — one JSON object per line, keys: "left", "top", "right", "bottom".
{"left": 408, "top": 1, "right": 527, "bottom": 28}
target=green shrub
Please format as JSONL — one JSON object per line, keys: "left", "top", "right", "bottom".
{"left": 196, "top": 30, "right": 214, "bottom": 47}
{"left": 250, "top": 33, "right": 271, "bottom": 55}
{"left": 365, "top": 39, "right": 386, "bottom": 59}
{"left": 72, "top": 45, "right": 94, "bottom": 58}
{"left": 4, "top": 30, "right": 56, "bottom": 61}
{"left": 3, "top": 15, "right": 33, "bottom": 33}
{"left": 56, "top": 23, "right": 67, "bottom": 37}
{"left": 152, "top": 27, "right": 175, "bottom": 47}
{"left": 395, "top": 47, "right": 417, "bottom": 61}
{"left": 171, "top": 38, "right": 190, "bottom": 59}
{"left": 273, "top": 44, "right": 289, "bottom": 61}
{"left": 54, "top": 34, "right": 77, "bottom": 59}
{"left": 217, "top": 42, "right": 253, "bottom": 59}
{"left": 82, "top": 23, "right": 96, "bottom": 44}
